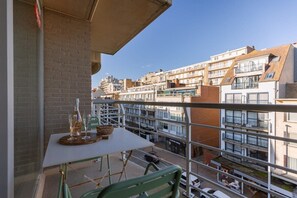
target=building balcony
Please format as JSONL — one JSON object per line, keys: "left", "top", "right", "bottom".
{"left": 208, "top": 64, "right": 230, "bottom": 71}
{"left": 208, "top": 72, "right": 226, "bottom": 78}
{"left": 222, "top": 117, "right": 269, "bottom": 132}
{"left": 231, "top": 82, "right": 259, "bottom": 89}
{"left": 222, "top": 133, "right": 268, "bottom": 152}
{"left": 234, "top": 63, "right": 264, "bottom": 74}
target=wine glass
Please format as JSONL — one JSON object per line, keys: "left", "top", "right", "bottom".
{"left": 68, "top": 114, "right": 74, "bottom": 140}
{"left": 82, "top": 114, "right": 91, "bottom": 140}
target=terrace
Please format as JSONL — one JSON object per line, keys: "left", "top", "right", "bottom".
{"left": 2, "top": 1, "right": 297, "bottom": 198}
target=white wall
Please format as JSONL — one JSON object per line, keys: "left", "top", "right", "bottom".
{"left": 220, "top": 82, "right": 276, "bottom": 153}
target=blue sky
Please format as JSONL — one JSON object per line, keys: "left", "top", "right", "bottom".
{"left": 92, "top": 0, "right": 297, "bottom": 88}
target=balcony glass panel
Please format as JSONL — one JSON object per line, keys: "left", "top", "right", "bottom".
{"left": 234, "top": 133, "right": 242, "bottom": 142}
{"left": 225, "top": 131, "right": 233, "bottom": 139}
{"left": 232, "top": 75, "right": 260, "bottom": 89}
{"left": 235, "top": 62, "right": 264, "bottom": 74}
{"left": 247, "top": 135, "right": 257, "bottom": 145}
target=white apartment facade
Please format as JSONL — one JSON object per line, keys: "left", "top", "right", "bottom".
{"left": 216, "top": 44, "right": 296, "bottom": 197}
{"left": 207, "top": 46, "right": 254, "bottom": 86}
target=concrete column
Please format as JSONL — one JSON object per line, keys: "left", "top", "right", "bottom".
{"left": 0, "top": 0, "right": 14, "bottom": 197}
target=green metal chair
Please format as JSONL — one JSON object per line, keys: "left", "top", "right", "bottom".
{"left": 87, "top": 116, "right": 105, "bottom": 171}
{"left": 64, "top": 163, "right": 182, "bottom": 198}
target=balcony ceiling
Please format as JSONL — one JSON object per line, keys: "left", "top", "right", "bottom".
{"left": 41, "top": 0, "right": 172, "bottom": 55}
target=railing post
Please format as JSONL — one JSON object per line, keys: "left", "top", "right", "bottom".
{"left": 183, "top": 107, "right": 192, "bottom": 197}
{"left": 119, "top": 104, "right": 126, "bottom": 129}
{"left": 107, "top": 104, "right": 110, "bottom": 125}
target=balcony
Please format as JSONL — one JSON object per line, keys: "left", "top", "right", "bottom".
{"left": 235, "top": 63, "right": 264, "bottom": 74}
{"left": 208, "top": 72, "right": 226, "bottom": 79}
{"left": 232, "top": 81, "right": 259, "bottom": 89}
{"left": 208, "top": 63, "right": 231, "bottom": 71}
{"left": 89, "top": 100, "right": 297, "bottom": 198}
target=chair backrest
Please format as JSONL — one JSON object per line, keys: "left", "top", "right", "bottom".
{"left": 98, "top": 165, "right": 182, "bottom": 198}
{"left": 88, "top": 116, "right": 99, "bottom": 130}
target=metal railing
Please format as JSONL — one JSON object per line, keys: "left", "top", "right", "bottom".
{"left": 232, "top": 82, "right": 259, "bottom": 89}
{"left": 93, "top": 100, "right": 297, "bottom": 198}
{"left": 235, "top": 63, "right": 264, "bottom": 74}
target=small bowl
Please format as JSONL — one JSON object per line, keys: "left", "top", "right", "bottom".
{"left": 96, "top": 125, "right": 114, "bottom": 136}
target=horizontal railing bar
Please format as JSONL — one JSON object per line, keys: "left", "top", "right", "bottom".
{"left": 189, "top": 122, "right": 297, "bottom": 144}
{"left": 117, "top": 123, "right": 297, "bottom": 174}
{"left": 121, "top": 124, "right": 297, "bottom": 172}
{"left": 190, "top": 160, "right": 287, "bottom": 198}
{"left": 93, "top": 100, "right": 297, "bottom": 113}
{"left": 124, "top": 112, "right": 186, "bottom": 125}
{"left": 133, "top": 131, "right": 285, "bottom": 198}
{"left": 121, "top": 124, "right": 186, "bottom": 143}
{"left": 121, "top": 112, "right": 297, "bottom": 144}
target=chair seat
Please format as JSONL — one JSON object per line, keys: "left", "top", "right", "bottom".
{"left": 81, "top": 188, "right": 103, "bottom": 198}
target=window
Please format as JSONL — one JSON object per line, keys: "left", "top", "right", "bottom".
{"left": 225, "top": 127, "right": 242, "bottom": 142}
{"left": 225, "top": 143, "right": 242, "bottom": 154}
{"left": 225, "top": 110, "right": 242, "bottom": 124}
{"left": 247, "top": 111, "right": 268, "bottom": 128}
{"left": 225, "top": 93, "right": 242, "bottom": 103}
{"left": 247, "top": 131, "right": 268, "bottom": 148}
{"left": 287, "top": 112, "right": 297, "bottom": 122}
{"left": 247, "top": 93, "right": 269, "bottom": 104}
{"left": 226, "top": 143, "right": 233, "bottom": 151}
{"left": 163, "top": 123, "right": 168, "bottom": 130}
{"left": 248, "top": 150, "right": 268, "bottom": 161}
{"left": 287, "top": 156, "right": 297, "bottom": 170}
{"left": 265, "top": 72, "right": 275, "bottom": 79}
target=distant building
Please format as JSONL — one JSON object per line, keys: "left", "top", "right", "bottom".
{"left": 207, "top": 46, "right": 254, "bottom": 86}
{"left": 100, "top": 75, "right": 123, "bottom": 94}
{"left": 119, "top": 80, "right": 220, "bottom": 163}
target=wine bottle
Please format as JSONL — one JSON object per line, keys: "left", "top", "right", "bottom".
{"left": 71, "top": 98, "right": 82, "bottom": 135}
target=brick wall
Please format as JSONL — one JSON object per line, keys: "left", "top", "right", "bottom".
{"left": 190, "top": 86, "right": 220, "bottom": 164}
{"left": 44, "top": 10, "right": 91, "bottom": 147}
{"left": 14, "top": 1, "right": 41, "bottom": 178}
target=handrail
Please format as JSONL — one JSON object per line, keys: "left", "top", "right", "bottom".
{"left": 93, "top": 99, "right": 297, "bottom": 197}
{"left": 93, "top": 99, "right": 297, "bottom": 112}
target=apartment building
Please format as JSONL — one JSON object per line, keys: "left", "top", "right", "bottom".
{"left": 167, "top": 61, "right": 209, "bottom": 87}
{"left": 213, "top": 44, "right": 296, "bottom": 197}
{"left": 273, "top": 83, "right": 297, "bottom": 194}
{"left": 165, "top": 46, "right": 254, "bottom": 88}
{"left": 100, "top": 75, "right": 123, "bottom": 94}
{"left": 119, "top": 80, "right": 220, "bottom": 163}
{"left": 275, "top": 98, "right": 297, "bottom": 183}
{"left": 207, "top": 46, "right": 254, "bottom": 86}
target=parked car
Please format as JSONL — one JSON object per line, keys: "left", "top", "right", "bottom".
{"left": 200, "top": 188, "right": 230, "bottom": 198}
{"left": 144, "top": 152, "right": 160, "bottom": 164}
{"left": 180, "top": 172, "right": 201, "bottom": 190}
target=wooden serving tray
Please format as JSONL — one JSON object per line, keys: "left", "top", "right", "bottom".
{"left": 58, "top": 133, "right": 102, "bottom": 146}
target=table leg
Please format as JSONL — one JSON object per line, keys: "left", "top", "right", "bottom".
{"left": 107, "top": 154, "right": 112, "bottom": 185}
{"left": 57, "top": 164, "right": 67, "bottom": 198}
{"left": 118, "top": 150, "right": 133, "bottom": 182}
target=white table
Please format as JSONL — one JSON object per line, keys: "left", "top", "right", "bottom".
{"left": 43, "top": 128, "right": 154, "bottom": 198}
